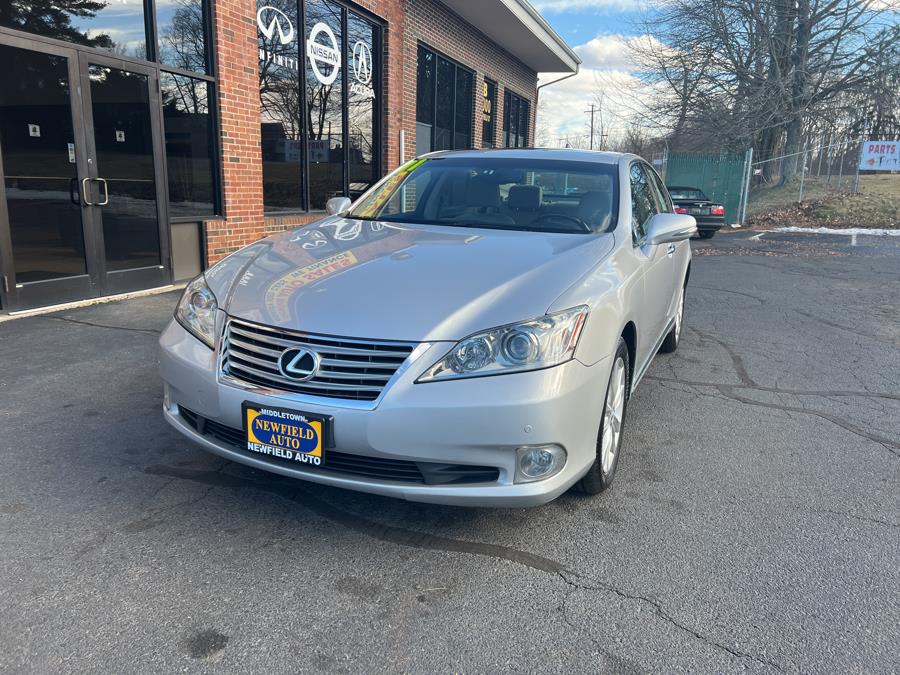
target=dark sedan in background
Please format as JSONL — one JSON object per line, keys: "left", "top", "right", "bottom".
{"left": 667, "top": 186, "right": 725, "bottom": 239}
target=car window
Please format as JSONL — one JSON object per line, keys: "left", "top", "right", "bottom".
{"left": 629, "top": 163, "right": 658, "bottom": 243}
{"left": 349, "top": 157, "right": 620, "bottom": 234}
{"left": 668, "top": 187, "right": 706, "bottom": 200}
{"left": 646, "top": 166, "right": 672, "bottom": 213}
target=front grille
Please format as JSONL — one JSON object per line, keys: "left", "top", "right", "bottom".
{"left": 221, "top": 318, "right": 416, "bottom": 402}
{"left": 178, "top": 407, "right": 499, "bottom": 486}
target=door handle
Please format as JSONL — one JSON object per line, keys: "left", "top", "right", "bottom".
{"left": 666, "top": 243, "right": 676, "bottom": 257}
{"left": 69, "top": 177, "right": 80, "bottom": 205}
{"left": 81, "top": 177, "right": 96, "bottom": 205}
{"left": 95, "top": 177, "right": 109, "bottom": 206}
{"left": 80, "top": 177, "right": 109, "bottom": 206}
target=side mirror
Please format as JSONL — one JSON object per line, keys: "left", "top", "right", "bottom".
{"left": 326, "top": 196, "right": 352, "bottom": 216}
{"left": 645, "top": 213, "right": 697, "bottom": 245}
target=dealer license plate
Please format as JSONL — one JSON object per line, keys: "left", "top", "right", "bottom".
{"left": 242, "top": 403, "right": 333, "bottom": 467}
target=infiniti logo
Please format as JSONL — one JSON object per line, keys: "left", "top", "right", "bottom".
{"left": 278, "top": 348, "right": 320, "bottom": 382}
{"left": 257, "top": 6, "right": 294, "bottom": 46}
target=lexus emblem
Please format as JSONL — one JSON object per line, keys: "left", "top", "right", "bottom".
{"left": 257, "top": 6, "right": 294, "bottom": 46}
{"left": 278, "top": 348, "right": 320, "bottom": 382}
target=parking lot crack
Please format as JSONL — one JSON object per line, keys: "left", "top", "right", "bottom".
{"left": 689, "top": 328, "right": 757, "bottom": 387}
{"left": 692, "top": 285, "right": 766, "bottom": 305}
{"left": 817, "top": 509, "right": 899, "bottom": 529}
{"left": 645, "top": 376, "right": 900, "bottom": 403}
{"left": 557, "top": 571, "right": 787, "bottom": 672}
{"left": 793, "top": 309, "right": 900, "bottom": 348}
{"left": 716, "top": 386, "right": 900, "bottom": 457}
{"left": 41, "top": 315, "right": 161, "bottom": 335}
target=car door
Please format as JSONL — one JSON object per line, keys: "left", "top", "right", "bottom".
{"left": 628, "top": 162, "right": 672, "bottom": 367}
{"left": 645, "top": 165, "right": 684, "bottom": 320}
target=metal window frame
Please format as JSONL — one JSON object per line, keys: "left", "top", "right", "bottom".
{"left": 503, "top": 88, "right": 530, "bottom": 149}
{"left": 416, "top": 43, "right": 475, "bottom": 153}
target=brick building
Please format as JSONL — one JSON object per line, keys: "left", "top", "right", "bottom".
{"left": 0, "top": 0, "right": 577, "bottom": 312}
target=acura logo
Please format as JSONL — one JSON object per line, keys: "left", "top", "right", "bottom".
{"left": 278, "top": 348, "right": 320, "bottom": 381}
{"left": 257, "top": 6, "right": 294, "bottom": 46}
{"left": 352, "top": 41, "right": 372, "bottom": 85}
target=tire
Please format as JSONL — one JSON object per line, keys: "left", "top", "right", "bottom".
{"left": 698, "top": 230, "right": 716, "bottom": 239}
{"left": 659, "top": 283, "right": 685, "bottom": 354}
{"left": 576, "top": 338, "right": 630, "bottom": 495}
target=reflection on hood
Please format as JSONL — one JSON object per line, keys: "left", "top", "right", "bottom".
{"left": 216, "top": 216, "right": 614, "bottom": 341}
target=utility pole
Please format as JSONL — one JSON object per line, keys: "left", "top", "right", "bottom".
{"left": 584, "top": 104, "right": 596, "bottom": 150}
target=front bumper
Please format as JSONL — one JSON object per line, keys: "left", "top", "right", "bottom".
{"left": 160, "top": 319, "right": 609, "bottom": 507}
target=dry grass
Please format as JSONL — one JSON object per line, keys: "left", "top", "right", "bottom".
{"left": 746, "top": 173, "right": 899, "bottom": 229}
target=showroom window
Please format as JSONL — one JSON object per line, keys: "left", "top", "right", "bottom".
{"left": 481, "top": 79, "right": 497, "bottom": 148}
{"left": 0, "top": 0, "right": 221, "bottom": 217}
{"left": 160, "top": 74, "right": 216, "bottom": 217}
{"left": 416, "top": 45, "right": 474, "bottom": 155}
{"left": 259, "top": 0, "right": 382, "bottom": 213}
{"left": 503, "top": 90, "right": 530, "bottom": 148}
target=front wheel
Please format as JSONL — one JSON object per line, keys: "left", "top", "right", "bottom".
{"left": 576, "top": 338, "right": 630, "bottom": 495}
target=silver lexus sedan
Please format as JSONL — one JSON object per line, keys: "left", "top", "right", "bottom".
{"left": 160, "top": 149, "right": 696, "bottom": 506}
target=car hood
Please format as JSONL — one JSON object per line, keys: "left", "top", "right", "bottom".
{"left": 210, "top": 217, "right": 614, "bottom": 342}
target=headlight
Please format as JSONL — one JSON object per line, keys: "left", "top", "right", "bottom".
{"left": 175, "top": 275, "right": 218, "bottom": 349}
{"left": 417, "top": 306, "right": 588, "bottom": 382}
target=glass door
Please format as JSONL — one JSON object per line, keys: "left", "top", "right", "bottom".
{"left": 0, "top": 39, "right": 98, "bottom": 310}
{"left": 78, "top": 52, "right": 170, "bottom": 295}
{"left": 0, "top": 39, "right": 171, "bottom": 311}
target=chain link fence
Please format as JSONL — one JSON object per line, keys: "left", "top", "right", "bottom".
{"left": 746, "top": 137, "right": 863, "bottom": 215}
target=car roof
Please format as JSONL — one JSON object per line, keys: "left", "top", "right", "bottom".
{"left": 421, "top": 148, "right": 628, "bottom": 165}
{"left": 666, "top": 185, "right": 705, "bottom": 191}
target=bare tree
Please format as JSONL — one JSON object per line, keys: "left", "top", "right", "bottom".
{"left": 632, "top": 0, "right": 896, "bottom": 182}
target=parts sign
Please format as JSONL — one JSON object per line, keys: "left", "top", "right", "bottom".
{"left": 859, "top": 140, "right": 899, "bottom": 170}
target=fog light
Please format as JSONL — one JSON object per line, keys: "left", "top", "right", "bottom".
{"left": 515, "top": 444, "right": 566, "bottom": 483}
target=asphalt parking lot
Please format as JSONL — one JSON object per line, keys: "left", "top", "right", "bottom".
{"left": 1, "top": 230, "right": 898, "bottom": 673}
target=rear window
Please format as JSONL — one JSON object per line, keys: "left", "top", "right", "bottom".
{"left": 348, "top": 157, "right": 619, "bottom": 234}
{"left": 668, "top": 187, "right": 706, "bottom": 200}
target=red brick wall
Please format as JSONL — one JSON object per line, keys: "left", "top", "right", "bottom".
{"left": 398, "top": 0, "right": 538, "bottom": 152}
{"left": 205, "top": 0, "right": 538, "bottom": 264}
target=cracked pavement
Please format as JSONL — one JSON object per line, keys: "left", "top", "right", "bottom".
{"left": 1, "top": 230, "right": 898, "bottom": 673}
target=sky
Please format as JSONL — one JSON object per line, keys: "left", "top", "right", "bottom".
{"left": 531, "top": 0, "right": 655, "bottom": 148}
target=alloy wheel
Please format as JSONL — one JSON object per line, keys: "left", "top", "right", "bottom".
{"left": 601, "top": 356, "right": 626, "bottom": 475}
{"left": 674, "top": 289, "right": 685, "bottom": 343}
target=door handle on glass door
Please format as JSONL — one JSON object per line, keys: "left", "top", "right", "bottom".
{"left": 81, "top": 177, "right": 95, "bottom": 206}
{"left": 95, "top": 178, "right": 109, "bottom": 206}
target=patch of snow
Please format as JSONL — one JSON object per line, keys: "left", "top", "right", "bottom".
{"left": 774, "top": 227, "right": 900, "bottom": 236}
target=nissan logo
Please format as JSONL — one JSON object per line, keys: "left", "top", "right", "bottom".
{"left": 257, "top": 6, "right": 295, "bottom": 46}
{"left": 278, "top": 348, "right": 320, "bottom": 381}
{"left": 306, "top": 21, "right": 341, "bottom": 85}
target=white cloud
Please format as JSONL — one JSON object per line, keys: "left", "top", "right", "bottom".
{"left": 536, "top": 34, "right": 659, "bottom": 145}
{"left": 531, "top": 0, "right": 647, "bottom": 12}
{"left": 574, "top": 33, "right": 662, "bottom": 69}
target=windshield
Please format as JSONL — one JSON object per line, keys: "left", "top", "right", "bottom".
{"left": 668, "top": 187, "right": 707, "bottom": 200}
{"left": 347, "top": 157, "right": 619, "bottom": 234}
